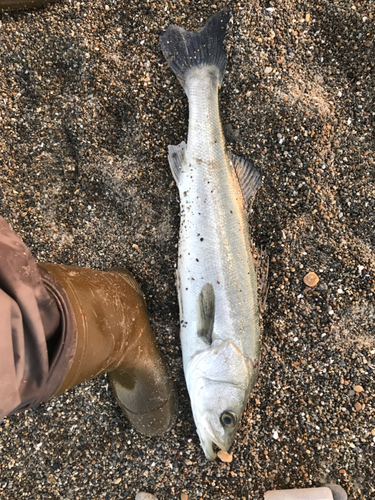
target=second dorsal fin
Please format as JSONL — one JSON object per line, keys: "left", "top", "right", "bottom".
{"left": 229, "top": 152, "right": 262, "bottom": 204}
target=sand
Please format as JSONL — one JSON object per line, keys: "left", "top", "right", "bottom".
{"left": 0, "top": 1, "right": 374, "bottom": 499}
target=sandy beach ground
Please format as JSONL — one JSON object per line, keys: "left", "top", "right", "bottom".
{"left": 0, "top": 1, "right": 374, "bottom": 499}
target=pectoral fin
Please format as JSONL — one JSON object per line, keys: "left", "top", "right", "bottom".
{"left": 168, "top": 141, "right": 186, "bottom": 185}
{"left": 197, "top": 283, "right": 215, "bottom": 345}
{"left": 229, "top": 152, "right": 262, "bottom": 204}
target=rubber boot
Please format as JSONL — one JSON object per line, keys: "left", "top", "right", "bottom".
{"left": 38, "top": 263, "right": 177, "bottom": 436}
{"left": 0, "top": 0, "right": 57, "bottom": 11}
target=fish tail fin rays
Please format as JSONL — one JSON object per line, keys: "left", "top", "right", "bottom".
{"left": 228, "top": 152, "right": 262, "bottom": 204}
{"left": 197, "top": 283, "right": 215, "bottom": 345}
{"left": 160, "top": 8, "right": 231, "bottom": 88}
{"left": 168, "top": 142, "right": 186, "bottom": 186}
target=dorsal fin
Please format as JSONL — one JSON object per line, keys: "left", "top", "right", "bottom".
{"left": 168, "top": 141, "right": 186, "bottom": 185}
{"left": 228, "top": 152, "right": 262, "bottom": 204}
{"left": 197, "top": 283, "right": 215, "bottom": 345}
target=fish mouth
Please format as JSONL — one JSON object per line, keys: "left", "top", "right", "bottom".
{"left": 198, "top": 416, "right": 233, "bottom": 461}
{"left": 201, "top": 439, "right": 221, "bottom": 461}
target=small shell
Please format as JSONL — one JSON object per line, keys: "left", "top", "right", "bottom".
{"left": 217, "top": 450, "right": 233, "bottom": 463}
{"left": 303, "top": 272, "right": 319, "bottom": 287}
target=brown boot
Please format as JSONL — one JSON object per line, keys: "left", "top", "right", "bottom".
{"left": 38, "top": 263, "right": 176, "bottom": 436}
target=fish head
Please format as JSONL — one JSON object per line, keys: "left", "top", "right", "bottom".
{"left": 186, "top": 338, "right": 258, "bottom": 460}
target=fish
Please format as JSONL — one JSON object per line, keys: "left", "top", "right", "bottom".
{"left": 160, "top": 8, "right": 262, "bottom": 460}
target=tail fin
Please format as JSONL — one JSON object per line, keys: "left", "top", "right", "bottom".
{"left": 160, "top": 8, "right": 231, "bottom": 88}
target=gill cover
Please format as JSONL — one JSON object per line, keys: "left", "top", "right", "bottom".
{"left": 186, "top": 338, "right": 251, "bottom": 394}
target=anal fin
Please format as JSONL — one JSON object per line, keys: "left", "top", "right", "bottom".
{"left": 228, "top": 151, "right": 262, "bottom": 204}
{"left": 168, "top": 141, "right": 186, "bottom": 185}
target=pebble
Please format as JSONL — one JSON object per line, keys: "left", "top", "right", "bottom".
{"left": 303, "top": 272, "right": 319, "bottom": 287}
{"left": 181, "top": 493, "right": 189, "bottom": 500}
{"left": 354, "top": 402, "right": 362, "bottom": 411}
{"left": 353, "top": 385, "right": 364, "bottom": 393}
{"left": 264, "top": 67, "right": 273, "bottom": 74}
{"left": 135, "top": 494, "right": 157, "bottom": 500}
{"left": 217, "top": 450, "right": 233, "bottom": 463}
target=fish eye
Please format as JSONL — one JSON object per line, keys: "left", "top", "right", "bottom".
{"left": 220, "top": 411, "right": 237, "bottom": 428}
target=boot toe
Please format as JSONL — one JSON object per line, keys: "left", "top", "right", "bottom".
{"left": 108, "top": 368, "right": 177, "bottom": 436}
{"left": 119, "top": 394, "right": 177, "bottom": 437}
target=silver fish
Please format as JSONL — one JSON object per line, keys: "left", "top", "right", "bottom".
{"left": 160, "top": 8, "right": 262, "bottom": 460}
